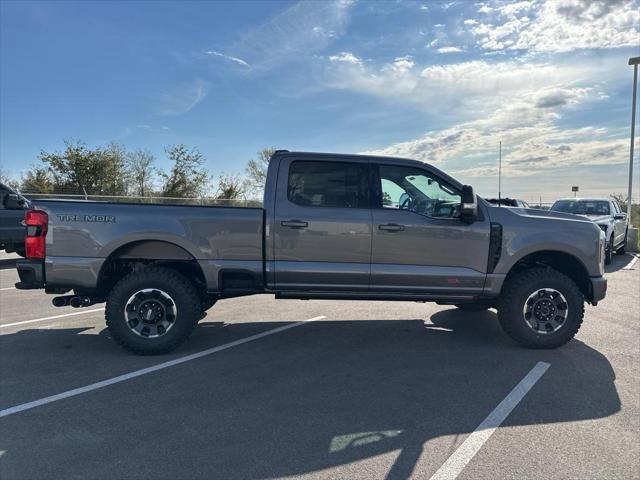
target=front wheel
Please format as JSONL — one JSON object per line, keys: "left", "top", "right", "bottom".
{"left": 605, "top": 238, "right": 613, "bottom": 264}
{"left": 106, "top": 267, "right": 201, "bottom": 355}
{"left": 497, "top": 267, "right": 584, "bottom": 349}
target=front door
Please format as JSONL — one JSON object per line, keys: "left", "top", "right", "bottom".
{"left": 370, "top": 163, "right": 489, "bottom": 295}
{"left": 273, "top": 158, "right": 372, "bottom": 291}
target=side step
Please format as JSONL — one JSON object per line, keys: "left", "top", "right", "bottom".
{"left": 275, "top": 291, "right": 477, "bottom": 302}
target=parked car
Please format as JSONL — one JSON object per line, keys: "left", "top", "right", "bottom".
{"left": 0, "top": 183, "right": 30, "bottom": 256}
{"left": 486, "top": 198, "right": 530, "bottom": 208}
{"left": 16, "top": 151, "right": 606, "bottom": 354}
{"left": 550, "top": 198, "right": 627, "bottom": 264}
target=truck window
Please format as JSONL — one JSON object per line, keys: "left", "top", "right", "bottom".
{"left": 287, "top": 161, "right": 369, "bottom": 208}
{"left": 378, "top": 165, "right": 461, "bottom": 219}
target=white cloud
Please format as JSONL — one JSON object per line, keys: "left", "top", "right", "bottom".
{"left": 437, "top": 46, "right": 464, "bottom": 53}
{"left": 390, "top": 56, "right": 415, "bottom": 73}
{"left": 328, "top": 52, "right": 362, "bottom": 65}
{"left": 225, "top": 0, "right": 355, "bottom": 71}
{"left": 323, "top": 57, "right": 601, "bottom": 115}
{"left": 362, "top": 108, "right": 627, "bottom": 179}
{"left": 470, "top": 0, "right": 640, "bottom": 53}
{"left": 157, "top": 79, "right": 209, "bottom": 116}
{"left": 463, "top": 19, "right": 478, "bottom": 25}
{"left": 205, "top": 50, "right": 250, "bottom": 67}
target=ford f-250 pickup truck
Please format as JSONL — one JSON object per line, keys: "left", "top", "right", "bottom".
{"left": 16, "top": 151, "right": 607, "bottom": 354}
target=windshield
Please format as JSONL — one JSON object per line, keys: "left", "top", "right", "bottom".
{"left": 551, "top": 200, "right": 610, "bottom": 216}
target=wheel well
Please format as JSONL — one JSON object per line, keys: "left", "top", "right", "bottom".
{"left": 97, "top": 241, "right": 207, "bottom": 297}
{"left": 505, "top": 251, "right": 591, "bottom": 299}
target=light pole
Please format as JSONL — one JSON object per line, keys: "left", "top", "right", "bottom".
{"left": 627, "top": 56, "right": 639, "bottom": 225}
{"left": 498, "top": 141, "right": 502, "bottom": 206}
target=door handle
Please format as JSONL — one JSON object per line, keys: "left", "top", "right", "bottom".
{"left": 281, "top": 220, "right": 308, "bottom": 228}
{"left": 379, "top": 223, "right": 404, "bottom": 232}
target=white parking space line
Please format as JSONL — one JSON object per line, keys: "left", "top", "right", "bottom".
{"left": 429, "top": 361, "right": 550, "bottom": 480}
{"left": 0, "top": 315, "right": 326, "bottom": 418}
{"left": 0, "top": 287, "right": 15, "bottom": 291}
{"left": 622, "top": 254, "right": 638, "bottom": 270}
{"left": 0, "top": 308, "right": 105, "bottom": 329}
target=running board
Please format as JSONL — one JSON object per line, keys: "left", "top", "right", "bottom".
{"left": 274, "top": 291, "right": 477, "bottom": 302}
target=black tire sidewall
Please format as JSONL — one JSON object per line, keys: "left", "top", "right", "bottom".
{"left": 499, "top": 269, "right": 584, "bottom": 348}
{"left": 106, "top": 268, "right": 200, "bottom": 354}
{"left": 605, "top": 239, "right": 613, "bottom": 264}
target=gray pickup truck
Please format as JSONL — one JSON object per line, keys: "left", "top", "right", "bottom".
{"left": 16, "top": 151, "right": 607, "bottom": 354}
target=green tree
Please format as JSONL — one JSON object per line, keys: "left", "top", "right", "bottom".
{"left": 0, "top": 169, "right": 20, "bottom": 190}
{"left": 39, "top": 140, "right": 128, "bottom": 195}
{"left": 126, "top": 149, "right": 156, "bottom": 197}
{"left": 610, "top": 193, "right": 627, "bottom": 211}
{"left": 245, "top": 147, "right": 276, "bottom": 198}
{"left": 214, "top": 174, "right": 246, "bottom": 201}
{"left": 160, "top": 144, "right": 209, "bottom": 198}
{"left": 20, "top": 167, "right": 54, "bottom": 193}
{"left": 103, "top": 142, "right": 129, "bottom": 196}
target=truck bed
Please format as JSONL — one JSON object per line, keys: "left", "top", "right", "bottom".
{"left": 33, "top": 200, "right": 265, "bottom": 291}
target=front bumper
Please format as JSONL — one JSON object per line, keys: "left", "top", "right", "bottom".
{"left": 15, "top": 259, "right": 45, "bottom": 289}
{"left": 590, "top": 275, "right": 607, "bottom": 304}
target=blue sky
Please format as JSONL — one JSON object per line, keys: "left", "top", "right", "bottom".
{"left": 1, "top": 0, "right": 639, "bottom": 201}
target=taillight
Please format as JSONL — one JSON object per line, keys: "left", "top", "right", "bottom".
{"left": 25, "top": 210, "right": 48, "bottom": 259}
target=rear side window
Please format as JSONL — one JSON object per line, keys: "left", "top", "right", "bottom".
{"left": 287, "top": 161, "right": 369, "bottom": 208}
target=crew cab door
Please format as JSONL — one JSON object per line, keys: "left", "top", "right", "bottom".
{"left": 272, "top": 157, "right": 372, "bottom": 291}
{"left": 370, "top": 163, "right": 489, "bottom": 295}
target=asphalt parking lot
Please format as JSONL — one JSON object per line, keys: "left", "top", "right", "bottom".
{"left": 0, "top": 253, "right": 638, "bottom": 480}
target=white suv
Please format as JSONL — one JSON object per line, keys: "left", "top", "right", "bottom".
{"left": 550, "top": 198, "right": 628, "bottom": 264}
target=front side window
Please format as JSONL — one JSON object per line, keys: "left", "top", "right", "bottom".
{"left": 287, "top": 161, "right": 369, "bottom": 208}
{"left": 378, "top": 165, "right": 461, "bottom": 218}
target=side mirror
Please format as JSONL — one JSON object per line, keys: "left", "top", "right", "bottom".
{"left": 4, "top": 193, "right": 26, "bottom": 210}
{"left": 460, "top": 185, "right": 478, "bottom": 223}
{"left": 614, "top": 213, "right": 626, "bottom": 220}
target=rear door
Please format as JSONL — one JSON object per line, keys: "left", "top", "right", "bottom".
{"left": 272, "top": 157, "right": 373, "bottom": 291}
{"left": 370, "top": 163, "right": 489, "bottom": 295}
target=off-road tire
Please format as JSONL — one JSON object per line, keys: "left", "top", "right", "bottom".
{"left": 106, "top": 267, "right": 200, "bottom": 355}
{"left": 497, "top": 267, "right": 584, "bottom": 349}
{"left": 605, "top": 237, "right": 613, "bottom": 264}
{"left": 197, "top": 297, "right": 218, "bottom": 322}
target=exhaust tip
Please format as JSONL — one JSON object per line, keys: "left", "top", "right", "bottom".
{"left": 52, "top": 296, "right": 69, "bottom": 307}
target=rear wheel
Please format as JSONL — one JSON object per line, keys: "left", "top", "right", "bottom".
{"left": 605, "top": 237, "right": 613, "bottom": 264}
{"left": 497, "top": 267, "right": 584, "bottom": 349}
{"left": 198, "top": 297, "right": 218, "bottom": 322}
{"left": 106, "top": 267, "right": 201, "bottom": 355}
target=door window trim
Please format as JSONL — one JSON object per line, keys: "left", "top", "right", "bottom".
{"left": 371, "top": 163, "right": 463, "bottom": 221}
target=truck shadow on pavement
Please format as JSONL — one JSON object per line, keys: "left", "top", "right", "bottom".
{"left": 0, "top": 310, "right": 620, "bottom": 480}
{"left": 605, "top": 253, "right": 636, "bottom": 273}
